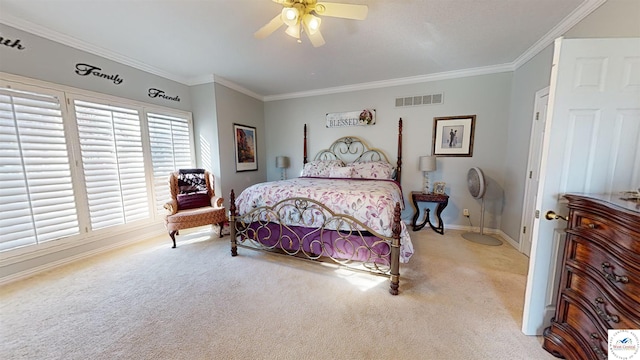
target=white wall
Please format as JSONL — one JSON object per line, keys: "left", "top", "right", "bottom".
{"left": 264, "top": 73, "right": 513, "bottom": 226}
{"left": 564, "top": 0, "right": 640, "bottom": 38}
{"left": 190, "top": 82, "right": 222, "bottom": 197}
{"left": 502, "top": 45, "right": 554, "bottom": 241}
{"left": 213, "top": 83, "right": 266, "bottom": 207}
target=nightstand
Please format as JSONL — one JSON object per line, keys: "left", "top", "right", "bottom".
{"left": 410, "top": 191, "right": 449, "bottom": 234}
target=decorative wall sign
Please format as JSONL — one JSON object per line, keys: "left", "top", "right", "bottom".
{"left": 0, "top": 34, "right": 25, "bottom": 50}
{"left": 75, "top": 63, "right": 123, "bottom": 85}
{"left": 432, "top": 115, "right": 476, "bottom": 157}
{"left": 148, "top": 88, "right": 180, "bottom": 102}
{"left": 326, "top": 109, "right": 376, "bottom": 128}
{"left": 234, "top": 123, "right": 258, "bottom": 172}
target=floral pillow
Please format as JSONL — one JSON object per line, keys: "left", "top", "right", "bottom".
{"left": 301, "top": 160, "right": 345, "bottom": 177}
{"left": 329, "top": 166, "right": 353, "bottom": 178}
{"left": 348, "top": 161, "right": 395, "bottom": 180}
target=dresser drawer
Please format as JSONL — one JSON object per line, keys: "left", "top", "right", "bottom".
{"left": 569, "top": 237, "right": 640, "bottom": 304}
{"left": 572, "top": 210, "right": 640, "bottom": 255}
{"left": 565, "top": 269, "right": 639, "bottom": 327}
{"left": 561, "top": 295, "right": 608, "bottom": 360}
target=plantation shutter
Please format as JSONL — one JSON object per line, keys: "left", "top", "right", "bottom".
{"left": 147, "top": 112, "right": 193, "bottom": 213}
{"left": 0, "top": 87, "right": 79, "bottom": 250}
{"left": 74, "top": 100, "right": 149, "bottom": 230}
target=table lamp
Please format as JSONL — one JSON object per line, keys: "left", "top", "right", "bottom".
{"left": 276, "top": 156, "right": 290, "bottom": 180}
{"left": 419, "top": 156, "right": 436, "bottom": 193}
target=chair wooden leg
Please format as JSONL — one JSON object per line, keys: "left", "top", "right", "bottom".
{"left": 169, "top": 230, "right": 178, "bottom": 248}
{"left": 218, "top": 222, "right": 225, "bottom": 238}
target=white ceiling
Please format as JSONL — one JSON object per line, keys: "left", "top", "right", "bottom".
{"left": 0, "top": 0, "right": 600, "bottom": 100}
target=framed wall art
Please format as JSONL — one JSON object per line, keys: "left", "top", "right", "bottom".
{"left": 234, "top": 123, "right": 258, "bottom": 172}
{"left": 432, "top": 115, "right": 476, "bottom": 157}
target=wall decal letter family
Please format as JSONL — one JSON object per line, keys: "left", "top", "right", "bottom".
{"left": 0, "top": 34, "right": 25, "bottom": 50}
{"left": 75, "top": 63, "right": 123, "bottom": 85}
{"left": 148, "top": 88, "right": 180, "bottom": 102}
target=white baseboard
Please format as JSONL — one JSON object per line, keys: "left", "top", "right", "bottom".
{"left": 441, "top": 224, "right": 520, "bottom": 251}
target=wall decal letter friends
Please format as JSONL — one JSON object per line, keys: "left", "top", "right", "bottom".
{"left": 148, "top": 88, "right": 180, "bottom": 102}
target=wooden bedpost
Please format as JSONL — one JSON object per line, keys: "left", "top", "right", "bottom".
{"left": 229, "top": 189, "right": 238, "bottom": 257}
{"left": 389, "top": 202, "right": 401, "bottom": 295}
{"left": 303, "top": 124, "right": 308, "bottom": 165}
{"left": 396, "top": 118, "right": 403, "bottom": 184}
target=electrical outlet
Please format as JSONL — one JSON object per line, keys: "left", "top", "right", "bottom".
{"left": 463, "top": 209, "right": 469, "bottom": 217}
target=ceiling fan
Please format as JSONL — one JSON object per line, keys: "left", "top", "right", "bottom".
{"left": 254, "top": 0, "right": 368, "bottom": 47}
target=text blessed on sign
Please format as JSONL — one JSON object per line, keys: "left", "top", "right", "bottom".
{"left": 326, "top": 109, "right": 376, "bottom": 128}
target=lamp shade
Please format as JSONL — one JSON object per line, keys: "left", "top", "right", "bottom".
{"left": 276, "top": 156, "right": 290, "bottom": 169}
{"left": 419, "top": 156, "right": 436, "bottom": 172}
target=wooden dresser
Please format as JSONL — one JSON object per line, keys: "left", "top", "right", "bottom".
{"left": 543, "top": 194, "right": 640, "bottom": 360}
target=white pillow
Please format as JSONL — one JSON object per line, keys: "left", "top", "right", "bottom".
{"left": 329, "top": 166, "right": 353, "bottom": 178}
{"left": 348, "top": 161, "right": 394, "bottom": 179}
{"left": 301, "top": 160, "right": 345, "bottom": 177}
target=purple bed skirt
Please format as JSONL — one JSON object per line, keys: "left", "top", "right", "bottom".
{"left": 242, "top": 222, "right": 392, "bottom": 267}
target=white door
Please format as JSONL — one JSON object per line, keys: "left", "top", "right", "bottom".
{"left": 522, "top": 37, "right": 640, "bottom": 335}
{"left": 519, "top": 87, "right": 549, "bottom": 257}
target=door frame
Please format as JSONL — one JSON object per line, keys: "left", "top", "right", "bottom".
{"left": 519, "top": 87, "right": 549, "bottom": 256}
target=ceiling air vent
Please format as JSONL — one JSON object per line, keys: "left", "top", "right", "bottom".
{"left": 395, "top": 92, "right": 444, "bottom": 107}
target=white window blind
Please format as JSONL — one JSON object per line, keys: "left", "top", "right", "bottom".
{"left": 74, "top": 99, "right": 149, "bottom": 230}
{"left": 0, "top": 87, "right": 79, "bottom": 251}
{"left": 147, "top": 112, "right": 193, "bottom": 213}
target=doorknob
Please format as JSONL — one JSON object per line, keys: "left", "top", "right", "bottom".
{"left": 545, "top": 211, "right": 568, "bottom": 221}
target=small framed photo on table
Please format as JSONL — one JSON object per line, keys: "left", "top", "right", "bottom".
{"left": 433, "top": 182, "right": 446, "bottom": 194}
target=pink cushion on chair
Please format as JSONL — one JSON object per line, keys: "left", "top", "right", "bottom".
{"left": 177, "top": 192, "right": 210, "bottom": 210}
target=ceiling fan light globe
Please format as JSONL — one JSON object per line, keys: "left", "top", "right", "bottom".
{"left": 281, "top": 7, "right": 299, "bottom": 27}
{"left": 303, "top": 14, "right": 321, "bottom": 35}
{"left": 285, "top": 24, "right": 301, "bottom": 39}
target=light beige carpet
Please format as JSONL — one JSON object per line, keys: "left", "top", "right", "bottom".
{"left": 0, "top": 227, "right": 555, "bottom": 360}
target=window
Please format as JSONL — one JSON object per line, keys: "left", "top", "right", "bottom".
{"left": 147, "top": 112, "right": 194, "bottom": 214}
{"left": 0, "top": 78, "right": 194, "bottom": 252}
{"left": 0, "top": 86, "right": 79, "bottom": 251}
{"left": 74, "top": 99, "right": 149, "bottom": 230}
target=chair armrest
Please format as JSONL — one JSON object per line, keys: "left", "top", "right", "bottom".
{"left": 164, "top": 200, "right": 178, "bottom": 215}
{"left": 211, "top": 196, "right": 224, "bottom": 209}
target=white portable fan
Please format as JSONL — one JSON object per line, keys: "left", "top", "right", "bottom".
{"left": 462, "top": 167, "right": 502, "bottom": 246}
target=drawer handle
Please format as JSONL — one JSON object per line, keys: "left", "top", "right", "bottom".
{"left": 594, "top": 297, "right": 620, "bottom": 323}
{"left": 588, "top": 223, "right": 597, "bottom": 229}
{"left": 601, "top": 262, "right": 629, "bottom": 284}
{"left": 589, "top": 333, "right": 607, "bottom": 360}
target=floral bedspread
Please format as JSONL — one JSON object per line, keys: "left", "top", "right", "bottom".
{"left": 235, "top": 177, "right": 414, "bottom": 262}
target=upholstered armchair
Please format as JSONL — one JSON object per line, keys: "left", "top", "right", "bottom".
{"left": 164, "top": 169, "right": 226, "bottom": 248}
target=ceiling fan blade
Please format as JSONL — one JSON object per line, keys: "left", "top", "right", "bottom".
{"left": 254, "top": 14, "right": 285, "bottom": 39}
{"left": 306, "top": 29, "right": 325, "bottom": 47}
{"left": 315, "top": 2, "right": 368, "bottom": 20}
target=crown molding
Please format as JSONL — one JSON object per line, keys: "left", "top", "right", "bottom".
{"left": 212, "top": 75, "right": 264, "bottom": 101}
{"left": 263, "top": 63, "right": 515, "bottom": 101}
{"left": 0, "top": 13, "right": 190, "bottom": 85}
{"left": 512, "top": 0, "right": 607, "bottom": 69}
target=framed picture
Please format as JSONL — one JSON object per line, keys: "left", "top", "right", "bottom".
{"left": 433, "top": 182, "right": 446, "bottom": 195}
{"left": 432, "top": 115, "right": 476, "bottom": 157}
{"left": 233, "top": 123, "right": 258, "bottom": 172}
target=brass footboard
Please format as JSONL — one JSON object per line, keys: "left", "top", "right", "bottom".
{"left": 229, "top": 189, "right": 402, "bottom": 295}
